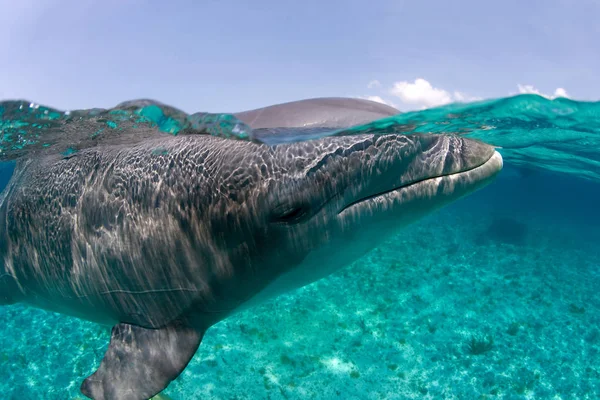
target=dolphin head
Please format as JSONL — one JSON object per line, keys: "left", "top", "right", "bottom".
{"left": 200, "top": 132, "right": 502, "bottom": 309}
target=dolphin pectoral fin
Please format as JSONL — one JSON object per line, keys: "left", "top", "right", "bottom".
{"left": 80, "top": 322, "right": 203, "bottom": 400}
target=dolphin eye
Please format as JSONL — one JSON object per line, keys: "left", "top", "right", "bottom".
{"left": 272, "top": 205, "right": 311, "bottom": 224}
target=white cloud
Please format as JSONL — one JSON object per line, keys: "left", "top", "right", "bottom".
{"left": 516, "top": 84, "right": 543, "bottom": 96}
{"left": 364, "top": 95, "right": 392, "bottom": 106}
{"left": 453, "top": 91, "right": 482, "bottom": 103}
{"left": 362, "top": 77, "right": 572, "bottom": 112}
{"left": 390, "top": 78, "right": 452, "bottom": 108}
{"left": 355, "top": 95, "right": 397, "bottom": 109}
{"left": 516, "top": 84, "right": 570, "bottom": 99}
{"left": 553, "top": 88, "right": 569, "bottom": 98}
{"left": 388, "top": 78, "right": 480, "bottom": 110}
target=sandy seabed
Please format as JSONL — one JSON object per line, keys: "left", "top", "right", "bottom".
{"left": 1, "top": 179, "right": 599, "bottom": 400}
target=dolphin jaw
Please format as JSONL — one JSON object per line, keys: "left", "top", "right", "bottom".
{"left": 337, "top": 150, "right": 503, "bottom": 217}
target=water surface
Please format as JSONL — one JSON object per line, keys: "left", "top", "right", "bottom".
{"left": 1, "top": 95, "right": 598, "bottom": 399}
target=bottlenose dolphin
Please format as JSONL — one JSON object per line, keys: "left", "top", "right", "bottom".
{"left": 0, "top": 98, "right": 502, "bottom": 399}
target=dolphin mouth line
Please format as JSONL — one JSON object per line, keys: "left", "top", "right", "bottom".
{"left": 338, "top": 150, "right": 502, "bottom": 214}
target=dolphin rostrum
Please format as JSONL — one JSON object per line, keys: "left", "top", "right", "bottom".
{"left": 0, "top": 98, "right": 502, "bottom": 399}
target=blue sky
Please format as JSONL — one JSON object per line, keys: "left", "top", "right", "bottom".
{"left": 1, "top": 0, "right": 598, "bottom": 113}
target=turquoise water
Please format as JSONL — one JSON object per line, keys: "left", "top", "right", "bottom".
{"left": 1, "top": 95, "right": 599, "bottom": 399}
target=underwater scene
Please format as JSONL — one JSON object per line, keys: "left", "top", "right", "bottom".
{"left": 1, "top": 94, "right": 599, "bottom": 399}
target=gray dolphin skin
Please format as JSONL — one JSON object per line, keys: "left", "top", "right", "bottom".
{"left": 0, "top": 98, "right": 503, "bottom": 400}
{"left": 234, "top": 97, "right": 400, "bottom": 129}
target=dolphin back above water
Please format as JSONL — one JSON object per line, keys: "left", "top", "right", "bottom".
{"left": 233, "top": 97, "right": 401, "bottom": 129}
{"left": 0, "top": 98, "right": 502, "bottom": 400}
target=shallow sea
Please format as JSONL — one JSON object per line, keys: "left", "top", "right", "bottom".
{"left": 1, "top": 95, "right": 599, "bottom": 399}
